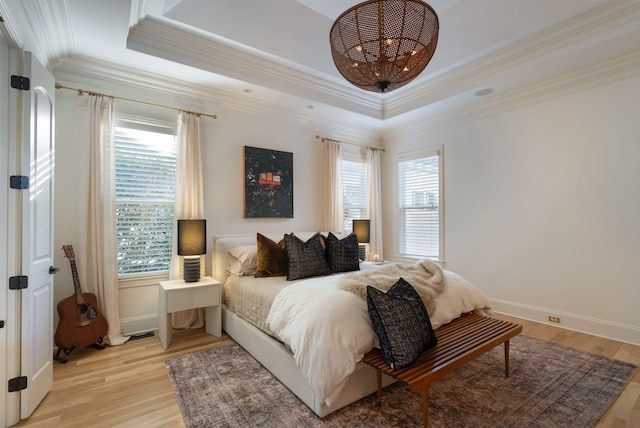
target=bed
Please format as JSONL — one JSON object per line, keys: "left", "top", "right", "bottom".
{"left": 213, "top": 232, "right": 493, "bottom": 418}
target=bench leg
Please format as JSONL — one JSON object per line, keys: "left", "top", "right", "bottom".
{"left": 422, "top": 385, "right": 430, "bottom": 427}
{"left": 504, "top": 339, "right": 511, "bottom": 378}
{"left": 376, "top": 369, "right": 382, "bottom": 407}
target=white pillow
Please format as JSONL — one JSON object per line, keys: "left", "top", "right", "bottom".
{"left": 226, "top": 245, "right": 258, "bottom": 276}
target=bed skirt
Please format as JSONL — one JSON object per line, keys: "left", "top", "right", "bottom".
{"left": 222, "top": 305, "right": 395, "bottom": 417}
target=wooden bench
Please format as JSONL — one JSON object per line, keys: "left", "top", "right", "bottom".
{"left": 362, "top": 313, "right": 522, "bottom": 427}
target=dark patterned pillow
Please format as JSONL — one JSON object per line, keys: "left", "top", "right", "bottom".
{"left": 284, "top": 233, "right": 331, "bottom": 281}
{"left": 254, "top": 233, "right": 288, "bottom": 277}
{"left": 325, "top": 232, "right": 360, "bottom": 273}
{"left": 366, "top": 278, "right": 438, "bottom": 369}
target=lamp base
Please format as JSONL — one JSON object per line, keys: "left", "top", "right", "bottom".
{"left": 358, "top": 244, "right": 367, "bottom": 262}
{"left": 183, "top": 256, "right": 201, "bottom": 283}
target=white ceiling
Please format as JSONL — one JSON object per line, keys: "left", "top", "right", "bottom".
{"left": 8, "top": 0, "right": 640, "bottom": 132}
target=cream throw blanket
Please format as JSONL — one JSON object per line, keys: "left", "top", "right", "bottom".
{"left": 338, "top": 259, "right": 445, "bottom": 315}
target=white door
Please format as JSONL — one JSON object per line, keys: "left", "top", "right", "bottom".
{"left": 1, "top": 38, "right": 28, "bottom": 428}
{"left": 19, "top": 51, "right": 56, "bottom": 419}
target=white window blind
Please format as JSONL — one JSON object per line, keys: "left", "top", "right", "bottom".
{"left": 399, "top": 152, "right": 441, "bottom": 259}
{"left": 342, "top": 159, "right": 366, "bottom": 234}
{"left": 115, "top": 126, "right": 177, "bottom": 276}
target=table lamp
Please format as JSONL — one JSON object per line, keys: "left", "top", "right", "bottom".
{"left": 177, "top": 219, "right": 206, "bottom": 282}
{"left": 352, "top": 219, "right": 370, "bottom": 261}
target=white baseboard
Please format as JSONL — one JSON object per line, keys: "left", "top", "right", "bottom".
{"left": 120, "top": 314, "right": 158, "bottom": 336}
{"left": 490, "top": 298, "right": 640, "bottom": 346}
{"left": 118, "top": 301, "right": 640, "bottom": 346}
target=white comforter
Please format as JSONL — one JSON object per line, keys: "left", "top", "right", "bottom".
{"left": 265, "top": 267, "right": 493, "bottom": 406}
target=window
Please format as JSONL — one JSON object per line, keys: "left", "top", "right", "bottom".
{"left": 398, "top": 149, "right": 442, "bottom": 259}
{"left": 342, "top": 159, "right": 366, "bottom": 234}
{"left": 115, "top": 125, "right": 177, "bottom": 276}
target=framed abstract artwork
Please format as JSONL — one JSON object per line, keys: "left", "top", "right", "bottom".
{"left": 244, "top": 146, "right": 293, "bottom": 218}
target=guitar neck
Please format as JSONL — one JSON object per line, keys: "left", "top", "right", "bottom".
{"left": 70, "top": 260, "right": 86, "bottom": 305}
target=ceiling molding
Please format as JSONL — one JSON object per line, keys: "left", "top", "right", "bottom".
{"left": 38, "top": 1, "right": 640, "bottom": 145}
{"left": 128, "top": 0, "right": 166, "bottom": 29}
{"left": 125, "top": 2, "right": 640, "bottom": 124}
{"left": 19, "top": 0, "right": 74, "bottom": 70}
{"left": 387, "top": 49, "right": 640, "bottom": 139}
{"left": 53, "top": 55, "right": 382, "bottom": 142}
{"left": 383, "top": 1, "right": 640, "bottom": 119}
{"left": 0, "top": 0, "right": 25, "bottom": 48}
{"left": 128, "top": 0, "right": 147, "bottom": 29}
{"left": 54, "top": 44, "right": 640, "bottom": 146}
{"left": 127, "top": 15, "right": 384, "bottom": 119}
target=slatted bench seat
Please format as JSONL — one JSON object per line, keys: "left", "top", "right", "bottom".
{"left": 361, "top": 313, "right": 522, "bottom": 427}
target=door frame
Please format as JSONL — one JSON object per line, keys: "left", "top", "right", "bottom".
{"left": 0, "top": 26, "right": 12, "bottom": 428}
{"left": 0, "top": 26, "right": 24, "bottom": 428}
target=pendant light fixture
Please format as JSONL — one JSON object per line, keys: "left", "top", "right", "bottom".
{"left": 330, "top": 0, "right": 439, "bottom": 93}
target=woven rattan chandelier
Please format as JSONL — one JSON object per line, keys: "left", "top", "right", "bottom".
{"left": 330, "top": 0, "right": 439, "bottom": 93}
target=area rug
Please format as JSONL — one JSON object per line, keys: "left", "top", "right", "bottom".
{"left": 165, "top": 335, "right": 636, "bottom": 427}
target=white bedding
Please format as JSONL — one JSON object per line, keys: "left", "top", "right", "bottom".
{"left": 265, "top": 267, "right": 493, "bottom": 406}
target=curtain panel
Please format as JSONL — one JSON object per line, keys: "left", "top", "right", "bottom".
{"left": 170, "top": 113, "right": 205, "bottom": 329}
{"left": 76, "top": 95, "right": 128, "bottom": 346}
{"left": 366, "top": 148, "right": 383, "bottom": 258}
{"left": 324, "top": 141, "right": 344, "bottom": 233}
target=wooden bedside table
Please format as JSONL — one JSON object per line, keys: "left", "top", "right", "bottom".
{"left": 158, "top": 276, "right": 221, "bottom": 349}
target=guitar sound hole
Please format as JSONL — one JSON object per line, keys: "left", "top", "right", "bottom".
{"left": 75, "top": 303, "right": 98, "bottom": 320}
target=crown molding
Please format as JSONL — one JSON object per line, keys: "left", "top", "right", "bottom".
{"left": 129, "top": 0, "right": 147, "bottom": 29}
{"left": 19, "top": 0, "right": 74, "bottom": 70}
{"left": 126, "top": 2, "right": 640, "bottom": 125}
{"left": 55, "top": 45, "right": 640, "bottom": 146}
{"left": 386, "top": 49, "right": 640, "bottom": 139}
{"left": 53, "top": 55, "right": 383, "bottom": 142}
{"left": 126, "top": 15, "right": 384, "bottom": 119}
{"left": 47, "top": 0, "right": 640, "bottom": 146}
{"left": 384, "top": 1, "right": 640, "bottom": 119}
{"left": 128, "top": 0, "right": 166, "bottom": 29}
{"left": 0, "top": 0, "right": 24, "bottom": 48}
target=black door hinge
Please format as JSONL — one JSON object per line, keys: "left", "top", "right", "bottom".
{"left": 8, "top": 376, "right": 27, "bottom": 392}
{"left": 9, "top": 276, "right": 28, "bottom": 290}
{"left": 10, "top": 175, "right": 29, "bottom": 189}
{"left": 10, "top": 75, "right": 30, "bottom": 90}
{"left": 0, "top": 320, "right": 5, "bottom": 328}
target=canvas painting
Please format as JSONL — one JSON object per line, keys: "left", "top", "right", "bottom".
{"left": 244, "top": 146, "right": 293, "bottom": 218}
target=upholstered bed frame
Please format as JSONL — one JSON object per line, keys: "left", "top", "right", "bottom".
{"left": 213, "top": 233, "right": 395, "bottom": 417}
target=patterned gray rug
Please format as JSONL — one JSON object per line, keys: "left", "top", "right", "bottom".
{"left": 165, "top": 335, "right": 636, "bottom": 427}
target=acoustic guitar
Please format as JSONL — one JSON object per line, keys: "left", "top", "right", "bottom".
{"left": 54, "top": 245, "right": 108, "bottom": 362}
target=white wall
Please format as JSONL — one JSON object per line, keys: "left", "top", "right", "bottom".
{"left": 53, "top": 65, "right": 640, "bottom": 343}
{"left": 382, "top": 75, "right": 640, "bottom": 344}
{"left": 54, "top": 90, "right": 352, "bottom": 334}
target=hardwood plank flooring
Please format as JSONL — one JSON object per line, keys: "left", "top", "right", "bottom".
{"left": 14, "top": 315, "right": 640, "bottom": 427}
{"left": 14, "top": 329, "right": 233, "bottom": 428}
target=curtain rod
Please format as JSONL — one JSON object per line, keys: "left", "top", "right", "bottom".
{"left": 315, "top": 135, "right": 385, "bottom": 152}
{"left": 55, "top": 83, "right": 217, "bottom": 120}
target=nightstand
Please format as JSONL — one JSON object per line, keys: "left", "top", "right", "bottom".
{"left": 158, "top": 276, "right": 221, "bottom": 349}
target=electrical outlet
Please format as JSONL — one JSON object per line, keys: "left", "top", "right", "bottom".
{"left": 548, "top": 316, "right": 561, "bottom": 323}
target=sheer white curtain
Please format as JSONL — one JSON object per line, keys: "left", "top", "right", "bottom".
{"left": 366, "top": 148, "right": 383, "bottom": 257}
{"left": 76, "top": 95, "right": 128, "bottom": 346}
{"left": 324, "top": 141, "right": 344, "bottom": 233}
{"left": 170, "top": 112, "right": 205, "bottom": 329}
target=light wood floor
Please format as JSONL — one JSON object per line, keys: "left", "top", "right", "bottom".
{"left": 15, "top": 314, "right": 640, "bottom": 427}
